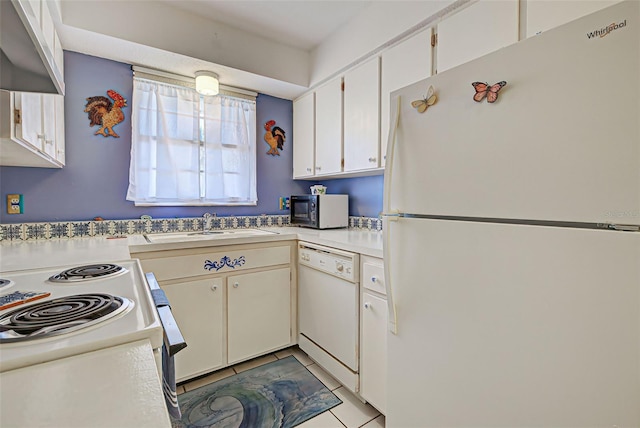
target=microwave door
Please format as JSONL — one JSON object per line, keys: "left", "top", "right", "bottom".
{"left": 291, "top": 196, "right": 316, "bottom": 227}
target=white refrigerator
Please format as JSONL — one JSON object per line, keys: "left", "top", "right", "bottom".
{"left": 382, "top": 1, "right": 639, "bottom": 426}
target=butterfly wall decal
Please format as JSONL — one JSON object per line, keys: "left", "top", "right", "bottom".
{"left": 411, "top": 85, "right": 437, "bottom": 113}
{"left": 471, "top": 81, "right": 507, "bottom": 103}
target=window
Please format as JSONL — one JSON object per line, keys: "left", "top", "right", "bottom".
{"left": 126, "top": 78, "right": 257, "bottom": 206}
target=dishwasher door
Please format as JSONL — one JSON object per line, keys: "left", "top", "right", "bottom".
{"left": 298, "top": 264, "right": 359, "bottom": 371}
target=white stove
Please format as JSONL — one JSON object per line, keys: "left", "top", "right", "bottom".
{"left": 0, "top": 259, "right": 163, "bottom": 373}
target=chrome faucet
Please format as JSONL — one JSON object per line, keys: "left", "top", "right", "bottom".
{"left": 202, "top": 212, "right": 216, "bottom": 233}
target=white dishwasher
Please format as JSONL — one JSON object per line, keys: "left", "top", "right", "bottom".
{"left": 297, "top": 241, "right": 360, "bottom": 393}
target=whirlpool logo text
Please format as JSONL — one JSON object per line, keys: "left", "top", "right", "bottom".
{"left": 587, "top": 19, "right": 627, "bottom": 39}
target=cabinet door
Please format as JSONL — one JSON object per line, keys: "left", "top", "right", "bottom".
{"left": 293, "top": 92, "right": 315, "bottom": 178}
{"left": 53, "top": 28, "right": 64, "bottom": 77}
{"left": 526, "top": 0, "right": 622, "bottom": 38}
{"left": 228, "top": 268, "right": 291, "bottom": 364}
{"left": 54, "top": 95, "right": 65, "bottom": 164}
{"left": 42, "top": 94, "right": 56, "bottom": 158}
{"left": 14, "top": 92, "right": 43, "bottom": 150}
{"left": 361, "top": 291, "right": 388, "bottom": 414}
{"left": 380, "top": 30, "right": 432, "bottom": 167}
{"left": 437, "top": 0, "right": 519, "bottom": 72}
{"left": 344, "top": 57, "right": 380, "bottom": 172}
{"left": 40, "top": 1, "right": 56, "bottom": 58}
{"left": 24, "top": 0, "right": 42, "bottom": 27}
{"left": 315, "top": 78, "right": 343, "bottom": 175}
{"left": 162, "top": 278, "right": 225, "bottom": 382}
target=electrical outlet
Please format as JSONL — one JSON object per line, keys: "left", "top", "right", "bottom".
{"left": 7, "top": 194, "right": 23, "bottom": 214}
{"left": 278, "top": 196, "right": 290, "bottom": 210}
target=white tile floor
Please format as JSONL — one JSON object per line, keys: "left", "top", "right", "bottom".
{"left": 178, "top": 346, "right": 385, "bottom": 428}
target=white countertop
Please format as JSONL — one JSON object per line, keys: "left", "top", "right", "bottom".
{"left": 0, "top": 236, "right": 131, "bottom": 272}
{"left": 0, "top": 340, "right": 171, "bottom": 428}
{"left": 127, "top": 227, "right": 383, "bottom": 258}
{"left": 288, "top": 227, "right": 383, "bottom": 258}
{"left": 0, "top": 228, "right": 382, "bottom": 272}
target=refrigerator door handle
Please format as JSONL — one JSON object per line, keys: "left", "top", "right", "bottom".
{"left": 383, "top": 94, "right": 401, "bottom": 335}
{"left": 383, "top": 95, "right": 401, "bottom": 216}
{"left": 383, "top": 216, "right": 398, "bottom": 335}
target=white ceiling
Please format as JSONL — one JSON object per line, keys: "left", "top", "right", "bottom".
{"left": 56, "top": 0, "right": 375, "bottom": 99}
{"left": 160, "top": 1, "right": 372, "bottom": 51}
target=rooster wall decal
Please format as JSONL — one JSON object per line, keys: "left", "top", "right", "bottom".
{"left": 264, "top": 120, "right": 286, "bottom": 156}
{"left": 84, "top": 89, "right": 127, "bottom": 138}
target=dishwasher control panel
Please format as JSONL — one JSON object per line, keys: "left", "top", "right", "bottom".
{"left": 298, "top": 242, "right": 359, "bottom": 282}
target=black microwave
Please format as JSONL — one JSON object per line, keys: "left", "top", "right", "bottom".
{"left": 290, "top": 194, "right": 349, "bottom": 229}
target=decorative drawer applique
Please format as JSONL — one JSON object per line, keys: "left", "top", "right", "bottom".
{"left": 204, "top": 256, "right": 247, "bottom": 272}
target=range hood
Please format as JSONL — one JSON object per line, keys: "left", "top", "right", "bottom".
{"left": 0, "top": 0, "right": 64, "bottom": 95}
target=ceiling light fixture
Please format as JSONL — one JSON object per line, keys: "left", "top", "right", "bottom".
{"left": 195, "top": 71, "right": 219, "bottom": 96}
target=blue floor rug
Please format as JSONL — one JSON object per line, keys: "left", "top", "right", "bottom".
{"left": 172, "top": 355, "right": 342, "bottom": 428}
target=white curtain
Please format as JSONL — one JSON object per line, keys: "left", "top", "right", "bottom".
{"left": 127, "top": 78, "right": 257, "bottom": 205}
{"left": 203, "top": 95, "right": 257, "bottom": 203}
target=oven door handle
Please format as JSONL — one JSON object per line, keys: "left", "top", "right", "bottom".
{"left": 145, "top": 272, "right": 187, "bottom": 357}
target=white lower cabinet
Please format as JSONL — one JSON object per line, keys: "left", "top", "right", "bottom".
{"left": 360, "top": 256, "right": 387, "bottom": 414}
{"left": 133, "top": 242, "right": 296, "bottom": 383}
{"left": 162, "top": 277, "right": 224, "bottom": 381}
{"left": 228, "top": 268, "right": 291, "bottom": 364}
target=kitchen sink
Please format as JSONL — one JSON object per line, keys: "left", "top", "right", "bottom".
{"left": 143, "top": 229, "right": 277, "bottom": 243}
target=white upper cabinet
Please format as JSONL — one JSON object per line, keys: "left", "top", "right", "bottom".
{"left": 40, "top": 1, "right": 55, "bottom": 59}
{"left": 380, "top": 30, "right": 433, "bottom": 167}
{"left": 343, "top": 57, "right": 380, "bottom": 172}
{"left": 1, "top": 0, "right": 65, "bottom": 94}
{"left": 54, "top": 94, "right": 65, "bottom": 164}
{"left": 42, "top": 93, "right": 56, "bottom": 159}
{"left": 0, "top": 90, "right": 65, "bottom": 168}
{"left": 15, "top": 92, "right": 43, "bottom": 150}
{"left": 293, "top": 92, "right": 315, "bottom": 178}
{"left": 525, "top": 0, "right": 623, "bottom": 38}
{"left": 314, "top": 77, "right": 343, "bottom": 175}
{"left": 436, "top": 0, "right": 519, "bottom": 73}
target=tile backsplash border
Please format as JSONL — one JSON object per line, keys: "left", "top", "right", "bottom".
{"left": 0, "top": 215, "right": 382, "bottom": 241}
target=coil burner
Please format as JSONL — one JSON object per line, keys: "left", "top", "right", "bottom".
{"left": 0, "top": 279, "right": 14, "bottom": 290}
{"left": 48, "top": 264, "right": 126, "bottom": 283}
{"left": 0, "top": 293, "right": 133, "bottom": 342}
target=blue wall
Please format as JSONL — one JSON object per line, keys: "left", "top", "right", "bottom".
{"left": 0, "top": 52, "right": 383, "bottom": 223}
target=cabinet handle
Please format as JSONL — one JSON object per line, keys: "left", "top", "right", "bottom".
{"left": 364, "top": 302, "right": 371, "bottom": 309}
{"left": 233, "top": 282, "right": 239, "bottom": 288}
{"left": 315, "top": 166, "right": 321, "bottom": 171}
{"left": 368, "top": 157, "right": 377, "bottom": 163}
{"left": 306, "top": 167, "right": 312, "bottom": 172}
{"left": 211, "top": 285, "right": 218, "bottom": 291}
{"left": 45, "top": 139, "right": 53, "bottom": 145}
{"left": 37, "top": 134, "right": 45, "bottom": 140}
{"left": 371, "top": 276, "right": 378, "bottom": 283}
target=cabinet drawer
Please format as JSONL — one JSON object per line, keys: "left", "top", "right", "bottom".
{"left": 141, "top": 246, "right": 291, "bottom": 281}
{"left": 362, "top": 259, "right": 385, "bottom": 295}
